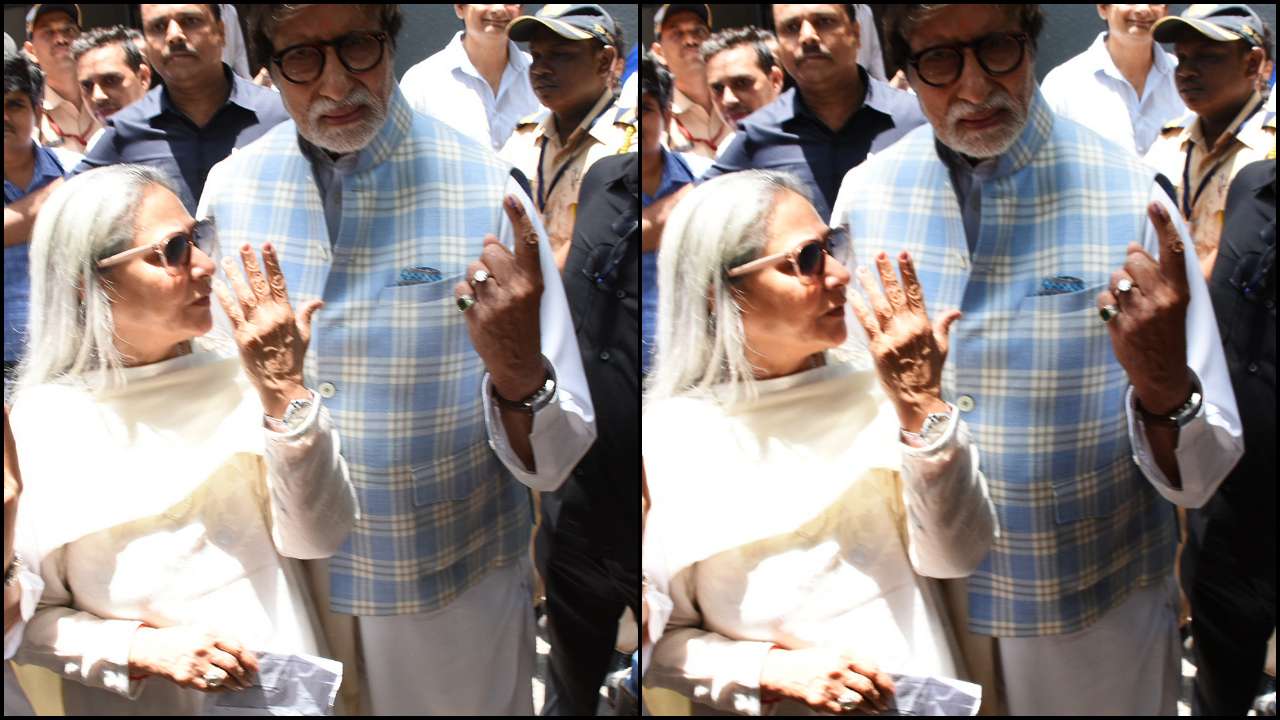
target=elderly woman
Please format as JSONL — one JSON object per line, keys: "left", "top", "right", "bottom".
{"left": 641, "top": 171, "right": 997, "bottom": 715}
{"left": 8, "top": 164, "right": 357, "bottom": 715}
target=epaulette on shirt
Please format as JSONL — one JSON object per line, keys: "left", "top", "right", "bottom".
{"left": 613, "top": 105, "right": 637, "bottom": 154}
{"left": 1161, "top": 111, "right": 1195, "bottom": 137}
{"left": 516, "top": 107, "right": 550, "bottom": 129}
{"left": 614, "top": 105, "right": 637, "bottom": 126}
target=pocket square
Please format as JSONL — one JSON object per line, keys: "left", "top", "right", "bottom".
{"left": 1036, "top": 275, "right": 1086, "bottom": 296}
{"left": 397, "top": 266, "right": 443, "bottom": 286}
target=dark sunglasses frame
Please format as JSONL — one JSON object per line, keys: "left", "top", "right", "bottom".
{"left": 908, "top": 32, "right": 1030, "bottom": 87}
{"left": 727, "top": 226, "right": 852, "bottom": 284}
{"left": 271, "top": 31, "right": 389, "bottom": 84}
{"left": 97, "top": 218, "right": 216, "bottom": 274}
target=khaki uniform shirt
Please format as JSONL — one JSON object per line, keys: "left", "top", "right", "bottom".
{"left": 501, "top": 89, "right": 637, "bottom": 267}
{"left": 1145, "top": 90, "right": 1275, "bottom": 277}
{"left": 664, "top": 86, "right": 731, "bottom": 160}
{"left": 37, "top": 84, "right": 102, "bottom": 155}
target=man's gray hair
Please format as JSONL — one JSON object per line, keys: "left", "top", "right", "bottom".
{"left": 19, "top": 165, "right": 178, "bottom": 394}
{"left": 646, "top": 170, "right": 816, "bottom": 407}
{"left": 70, "top": 25, "right": 148, "bottom": 72}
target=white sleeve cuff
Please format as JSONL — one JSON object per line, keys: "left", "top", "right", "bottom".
{"left": 481, "top": 369, "right": 595, "bottom": 492}
{"left": 1126, "top": 386, "right": 1243, "bottom": 508}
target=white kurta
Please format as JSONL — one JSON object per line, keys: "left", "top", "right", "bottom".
{"left": 642, "top": 359, "right": 997, "bottom": 715}
{"left": 10, "top": 349, "right": 357, "bottom": 715}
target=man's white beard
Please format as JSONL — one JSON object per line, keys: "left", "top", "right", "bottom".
{"left": 933, "top": 83, "right": 1030, "bottom": 159}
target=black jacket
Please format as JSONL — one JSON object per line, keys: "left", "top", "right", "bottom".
{"left": 554, "top": 153, "right": 640, "bottom": 565}
{"left": 1184, "top": 158, "right": 1276, "bottom": 592}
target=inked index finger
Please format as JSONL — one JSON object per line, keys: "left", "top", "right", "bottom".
{"left": 503, "top": 194, "right": 541, "bottom": 275}
{"left": 1148, "top": 201, "right": 1188, "bottom": 292}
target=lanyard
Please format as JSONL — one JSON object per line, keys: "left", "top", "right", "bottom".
{"left": 536, "top": 103, "right": 614, "bottom": 213}
{"left": 45, "top": 112, "right": 93, "bottom": 149}
{"left": 1180, "top": 98, "right": 1266, "bottom": 219}
{"left": 671, "top": 114, "right": 719, "bottom": 154}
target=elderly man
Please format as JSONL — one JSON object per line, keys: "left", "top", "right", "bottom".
{"left": 501, "top": 4, "right": 635, "bottom": 270}
{"left": 69, "top": 26, "right": 152, "bottom": 151}
{"left": 703, "top": 3, "right": 925, "bottom": 222}
{"left": 72, "top": 4, "right": 289, "bottom": 214}
{"left": 701, "top": 26, "right": 784, "bottom": 135}
{"left": 649, "top": 4, "right": 730, "bottom": 159}
{"left": 22, "top": 4, "right": 99, "bottom": 153}
{"left": 400, "top": 4, "right": 540, "bottom": 151}
{"left": 1041, "top": 4, "right": 1185, "bottom": 156}
{"left": 1145, "top": 4, "right": 1274, "bottom": 281}
{"left": 202, "top": 5, "right": 594, "bottom": 715}
{"left": 831, "top": 4, "right": 1243, "bottom": 715}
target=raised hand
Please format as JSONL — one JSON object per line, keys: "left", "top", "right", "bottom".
{"left": 453, "top": 195, "right": 546, "bottom": 403}
{"left": 760, "top": 646, "right": 896, "bottom": 715}
{"left": 129, "top": 625, "right": 260, "bottom": 692}
{"left": 1096, "top": 202, "right": 1192, "bottom": 413}
{"left": 213, "top": 243, "right": 323, "bottom": 417}
{"left": 849, "top": 251, "right": 960, "bottom": 433}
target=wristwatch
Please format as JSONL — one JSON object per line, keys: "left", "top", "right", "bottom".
{"left": 4, "top": 553, "right": 22, "bottom": 587}
{"left": 265, "top": 393, "right": 315, "bottom": 433}
{"left": 900, "top": 409, "right": 953, "bottom": 445}
{"left": 491, "top": 356, "right": 558, "bottom": 415}
{"left": 1135, "top": 370, "right": 1203, "bottom": 428}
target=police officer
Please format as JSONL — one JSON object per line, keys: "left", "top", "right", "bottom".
{"left": 1144, "top": 4, "right": 1275, "bottom": 280}
{"left": 501, "top": 4, "right": 636, "bottom": 270}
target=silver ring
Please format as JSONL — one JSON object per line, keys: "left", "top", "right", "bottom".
{"left": 837, "top": 690, "right": 859, "bottom": 711}
{"left": 472, "top": 269, "right": 491, "bottom": 285}
{"left": 1116, "top": 277, "right": 1134, "bottom": 294}
{"left": 456, "top": 294, "right": 477, "bottom": 313}
{"left": 1099, "top": 304, "right": 1120, "bottom": 323}
{"left": 203, "top": 668, "right": 227, "bottom": 687}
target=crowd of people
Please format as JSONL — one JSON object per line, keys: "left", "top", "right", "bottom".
{"left": 641, "top": 2, "right": 1274, "bottom": 717}
{"left": 5, "top": 2, "right": 640, "bottom": 716}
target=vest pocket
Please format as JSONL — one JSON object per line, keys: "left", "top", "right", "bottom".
{"left": 1050, "top": 453, "right": 1142, "bottom": 524}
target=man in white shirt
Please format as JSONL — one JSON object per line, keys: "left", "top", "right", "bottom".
{"left": 400, "top": 4, "right": 541, "bottom": 151}
{"left": 1042, "top": 4, "right": 1186, "bottom": 156}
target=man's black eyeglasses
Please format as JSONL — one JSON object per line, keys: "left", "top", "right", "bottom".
{"left": 271, "top": 31, "right": 388, "bottom": 84}
{"left": 908, "top": 32, "right": 1029, "bottom": 88}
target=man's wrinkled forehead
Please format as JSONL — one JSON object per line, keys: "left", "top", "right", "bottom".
{"left": 906, "top": 5, "right": 1022, "bottom": 50}
{"left": 77, "top": 42, "right": 130, "bottom": 70}
{"left": 140, "top": 4, "right": 211, "bottom": 24}
{"left": 270, "top": 7, "right": 381, "bottom": 49}
{"left": 772, "top": 4, "right": 848, "bottom": 27}
{"left": 707, "top": 46, "right": 766, "bottom": 82}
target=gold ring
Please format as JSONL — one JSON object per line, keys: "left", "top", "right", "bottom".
{"left": 1099, "top": 304, "right": 1120, "bottom": 322}
{"left": 456, "top": 294, "right": 477, "bottom": 313}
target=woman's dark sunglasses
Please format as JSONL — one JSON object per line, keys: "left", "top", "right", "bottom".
{"left": 97, "top": 218, "right": 217, "bottom": 274}
{"left": 727, "top": 226, "right": 853, "bottom": 284}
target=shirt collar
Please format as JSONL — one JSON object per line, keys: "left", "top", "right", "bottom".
{"left": 537, "top": 87, "right": 616, "bottom": 147}
{"left": 42, "top": 83, "right": 71, "bottom": 112}
{"left": 646, "top": 147, "right": 695, "bottom": 204}
{"left": 298, "top": 83, "right": 413, "bottom": 176}
{"left": 934, "top": 86, "right": 1054, "bottom": 182}
{"left": 3, "top": 141, "right": 66, "bottom": 197}
{"left": 789, "top": 66, "right": 892, "bottom": 127}
{"left": 1188, "top": 89, "right": 1267, "bottom": 152}
{"left": 445, "top": 31, "right": 530, "bottom": 79}
{"left": 1088, "top": 31, "right": 1177, "bottom": 82}
{"left": 157, "top": 63, "right": 260, "bottom": 120}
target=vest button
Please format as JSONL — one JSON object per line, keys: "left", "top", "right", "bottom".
{"left": 599, "top": 350, "right": 611, "bottom": 362}
{"left": 956, "top": 395, "right": 975, "bottom": 412}
{"left": 318, "top": 382, "right": 337, "bottom": 398}
{"left": 1248, "top": 363, "right": 1258, "bottom": 374}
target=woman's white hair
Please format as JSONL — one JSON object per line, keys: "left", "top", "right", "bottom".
{"left": 646, "top": 170, "right": 820, "bottom": 407}
{"left": 17, "top": 164, "right": 221, "bottom": 395}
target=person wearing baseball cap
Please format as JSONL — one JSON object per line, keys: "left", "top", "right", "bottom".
{"left": 22, "top": 4, "right": 101, "bottom": 154}
{"left": 649, "top": 4, "right": 731, "bottom": 159}
{"left": 1145, "top": 4, "right": 1275, "bottom": 281}
{"left": 500, "top": 4, "right": 636, "bottom": 269}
